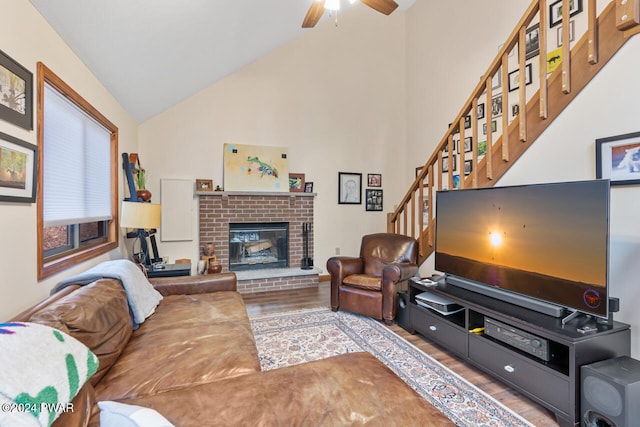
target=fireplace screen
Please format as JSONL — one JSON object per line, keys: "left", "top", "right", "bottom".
{"left": 229, "top": 222, "right": 289, "bottom": 271}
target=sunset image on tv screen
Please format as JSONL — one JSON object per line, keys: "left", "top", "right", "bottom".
{"left": 435, "top": 180, "right": 609, "bottom": 316}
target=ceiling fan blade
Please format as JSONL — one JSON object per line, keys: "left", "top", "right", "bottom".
{"left": 302, "top": 0, "right": 326, "bottom": 28}
{"left": 360, "top": 0, "right": 399, "bottom": 15}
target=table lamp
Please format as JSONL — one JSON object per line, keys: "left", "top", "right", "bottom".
{"left": 120, "top": 201, "right": 161, "bottom": 265}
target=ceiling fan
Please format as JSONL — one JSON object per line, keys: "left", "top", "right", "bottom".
{"left": 302, "top": 0, "right": 399, "bottom": 28}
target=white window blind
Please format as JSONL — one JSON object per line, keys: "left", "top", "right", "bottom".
{"left": 43, "top": 84, "right": 112, "bottom": 227}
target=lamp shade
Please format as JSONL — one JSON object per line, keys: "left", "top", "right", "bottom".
{"left": 120, "top": 201, "right": 161, "bottom": 229}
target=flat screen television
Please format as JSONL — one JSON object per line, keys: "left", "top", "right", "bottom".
{"left": 434, "top": 179, "right": 610, "bottom": 320}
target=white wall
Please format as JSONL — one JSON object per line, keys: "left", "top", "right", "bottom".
{"left": 405, "top": 0, "right": 531, "bottom": 175}
{"left": 139, "top": 6, "right": 407, "bottom": 270}
{"left": 406, "top": 1, "right": 640, "bottom": 357}
{"left": 0, "top": 0, "right": 136, "bottom": 318}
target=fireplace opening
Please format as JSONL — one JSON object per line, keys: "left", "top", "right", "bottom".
{"left": 229, "top": 222, "right": 289, "bottom": 271}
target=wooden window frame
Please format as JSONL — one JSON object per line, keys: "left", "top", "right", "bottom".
{"left": 37, "top": 62, "right": 119, "bottom": 280}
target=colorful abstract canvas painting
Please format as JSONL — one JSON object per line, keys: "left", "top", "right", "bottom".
{"left": 223, "top": 143, "right": 289, "bottom": 192}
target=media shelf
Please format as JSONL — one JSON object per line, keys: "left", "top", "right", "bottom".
{"left": 408, "top": 279, "right": 631, "bottom": 427}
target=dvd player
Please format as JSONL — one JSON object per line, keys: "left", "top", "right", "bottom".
{"left": 484, "top": 317, "right": 550, "bottom": 361}
{"left": 415, "top": 291, "right": 463, "bottom": 314}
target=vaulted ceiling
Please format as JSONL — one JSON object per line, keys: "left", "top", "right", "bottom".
{"left": 29, "top": 0, "right": 415, "bottom": 123}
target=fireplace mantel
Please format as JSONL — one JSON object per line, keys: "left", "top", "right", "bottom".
{"left": 196, "top": 191, "right": 316, "bottom": 197}
{"left": 198, "top": 192, "right": 316, "bottom": 293}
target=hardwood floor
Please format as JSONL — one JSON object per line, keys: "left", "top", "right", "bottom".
{"left": 243, "top": 282, "right": 559, "bottom": 427}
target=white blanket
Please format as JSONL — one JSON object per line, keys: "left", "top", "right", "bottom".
{"left": 53, "top": 260, "right": 163, "bottom": 327}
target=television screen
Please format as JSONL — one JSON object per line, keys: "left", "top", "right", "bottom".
{"left": 435, "top": 180, "right": 610, "bottom": 318}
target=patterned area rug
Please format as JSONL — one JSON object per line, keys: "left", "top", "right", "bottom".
{"left": 250, "top": 307, "right": 533, "bottom": 427}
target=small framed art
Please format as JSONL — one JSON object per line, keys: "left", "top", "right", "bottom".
{"left": 525, "top": 23, "right": 540, "bottom": 60}
{"left": 0, "top": 131, "right": 37, "bottom": 203}
{"left": 463, "top": 137, "right": 472, "bottom": 153}
{"left": 464, "top": 160, "right": 473, "bottom": 176}
{"left": 196, "top": 179, "right": 213, "bottom": 192}
{"left": 304, "top": 181, "right": 314, "bottom": 193}
{"left": 0, "top": 50, "right": 33, "bottom": 130}
{"left": 442, "top": 155, "right": 456, "bottom": 173}
{"left": 477, "top": 103, "right": 485, "bottom": 120}
{"left": 557, "top": 20, "right": 575, "bottom": 47}
{"left": 491, "top": 94, "right": 503, "bottom": 117}
{"left": 492, "top": 72, "right": 501, "bottom": 91}
{"left": 511, "top": 103, "right": 520, "bottom": 117}
{"left": 508, "top": 64, "right": 533, "bottom": 92}
{"left": 338, "top": 172, "right": 362, "bottom": 204}
{"left": 365, "top": 189, "right": 383, "bottom": 211}
{"left": 288, "top": 173, "right": 305, "bottom": 192}
{"left": 367, "top": 173, "right": 382, "bottom": 187}
{"left": 483, "top": 121, "right": 498, "bottom": 135}
{"left": 549, "top": 0, "right": 583, "bottom": 28}
{"left": 596, "top": 131, "right": 640, "bottom": 185}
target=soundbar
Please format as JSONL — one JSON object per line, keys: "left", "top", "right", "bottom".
{"left": 446, "top": 275, "right": 565, "bottom": 318}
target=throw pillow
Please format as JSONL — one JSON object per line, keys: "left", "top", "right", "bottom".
{"left": 98, "top": 401, "right": 174, "bottom": 427}
{"left": 0, "top": 322, "right": 99, "bottom": 427}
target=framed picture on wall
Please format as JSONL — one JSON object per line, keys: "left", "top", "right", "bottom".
{"left": 477, "top": 102, "right": 485, "bottom": 120}
{"left": 508, "top": 64, "right": 533, "bottom": 92}
{"left": 483, "top": 121, "right": 497, "bottom": 135}
{"left": 463, "top": 137, "right": 472, "bottom": 153}
{"left": 0, "top": 49, "right": 33, "bottom": 130}
{"left": 367, "top": 173, "right": 382, "bottom": 187}
{"left": 0, "top": 131, "right": 37, "bottom": 203}
{"left": 338, "top": 172, "right": 362, "bottom": 204}
{"left": 525, "top": 23, "right": 540, "bottom": 60}
{"left": 549, "top": 0, "right": 583, "bottom": 28}
{"left": 196, "top": 179, "right": 213, "bottom": 192}
{"left": 442, "top": 155, "right": 456, "bottom": 173}
{"left": 491, "top": 94, "right": 503, "bottom": 117}
{"left": 596, "top": 131, "right": 640, "bottom": 185}
{"left": 464, "top": 160, "right": 473, "bottom": 176}
{"left": 492, "top": 72, "right": 501, "bottom": 91}
{"left": 365, "top": 189, "right": 383, "bottom": 211}
{"left": 511, "top": 103, "right": 520, "bottom": 117}
{"left": 557, "top": 20, "right": 575, "bottom": 47}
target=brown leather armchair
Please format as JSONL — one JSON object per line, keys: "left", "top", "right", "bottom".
{"left": 327, "top": 233, "right": 419, "bottom": 325}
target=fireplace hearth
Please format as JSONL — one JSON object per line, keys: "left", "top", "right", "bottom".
{"left": 229, "top": 222, "right": 288, "bottom": 271}
{"left": 198, "top": 191, "right": 316, "bottom": 293}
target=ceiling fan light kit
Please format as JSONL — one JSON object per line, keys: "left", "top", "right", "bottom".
{"left": 325, "top": 0, "right": 342, "bottom": 11}
{"left": 302, "top": 0, "right": 399, "bottom": 28}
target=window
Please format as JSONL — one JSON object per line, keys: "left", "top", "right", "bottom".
{"left": 37, "top": 63, "right": 118, "bottom": 280}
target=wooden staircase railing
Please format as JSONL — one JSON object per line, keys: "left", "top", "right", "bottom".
{"left": 388, "top": 0, "right": 639, "bottom": 265}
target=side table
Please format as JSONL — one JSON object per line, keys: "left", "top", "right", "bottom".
{"left": 146, "top": 263, "right": 191, "bottom": 278}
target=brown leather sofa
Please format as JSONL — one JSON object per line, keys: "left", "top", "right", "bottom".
{"left": 327, "top": 233, "right": 419, "bottom": 324}
{"left": 11, "top": 272, "right": 453, "bottom": 426}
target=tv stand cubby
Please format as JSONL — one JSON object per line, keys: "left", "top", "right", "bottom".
{"left": 407, "top": 280, "right": 631, "bottom": 427}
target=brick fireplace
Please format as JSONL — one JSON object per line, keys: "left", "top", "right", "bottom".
{"left": 198, "top": 192, "right": 317, "bottom": 293}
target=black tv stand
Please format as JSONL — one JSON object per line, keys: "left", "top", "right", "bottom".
{"left": 408, "top": 279, "right": 631, "bottom": 427}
